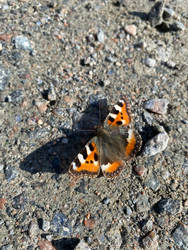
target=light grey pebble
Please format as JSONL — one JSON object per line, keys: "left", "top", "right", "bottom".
{"left": 42, "top": 219, "right": 51, "bottom": 232}
{"left": 172, "top": 223, "right": 188, "bottom": 250}
{"left": 165, "top": 60, "right": 176, "bottom": 69}
{"left": 0, "top": 109, "right": 5, "bottom": 125}
{"left": 102, "top": 197, "right": 110, "bottom": 205}
{"left": 182, "top": 161, "right": 188, "bottom": 176}
{"left": 28, "top": 220, "right": 39, "bottom": 238}
{"left": 105, "top": 227, "right": 122, "bottom": 249}
{"left": 142, "top": 131, "right": 169, "bottom": 157}
{"left": 145, "top": 174, "right": 160, "bottom": 191}
{"left": 172, "top": 21, "right": 185, "bottom": 31}
{"left": 5, "top": 90, "right": 24, "bottom": 104}
{"left": 75, "top": 239, "right": 91, "bottom": 250}
{"left": 143, "top": 111, "right": 153, "bottom": 125}
{"left": 0, "top": 164, "right": 4, "bottom": 171}
{"left": 13, "top": 35, "right": 32, "bottom": 52}
{"left": 145, "top": 57, "right": 156, "bottom": 67}
{"left": 0, "top": 244, "right": 14, "bottom": 250}
{"left": 4, "top": 166, "right": 18, "bottom": 182}
{"left": 141, "top": 218, "right": 153, "bottom": 233}
{"left": 148, "top": 1, "right": 165, "bottom": 27}
{"left": 0, "top": 65, "right": 9, "bottom": 91}
{"left": 144, "top": 98, "right": 169, "bottom": 114}
{"left": 135, "top": 194, "right": 150, "bottom": 213}
{"left": 154, "top": 198, "right": 182, "bottom": 215}
{"left": 47, "top": 83, "right": 56, "bottom": 101}
{"left": 123, "top": 206, "right": 132, "bottom": 216}
{"left": 163, "top": 7, "right": 175, "bottom": 20}
{"left": 97, "top": 29, "right": 105, "bottom": 43}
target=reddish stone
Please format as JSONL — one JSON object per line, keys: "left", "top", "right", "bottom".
{"left": 0, "top": 198, "right": 6, "bottom": 209}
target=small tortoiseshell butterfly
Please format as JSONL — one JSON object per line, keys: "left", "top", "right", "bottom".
{"left": 69, "top": 97, "right": 142, "bottom": 178}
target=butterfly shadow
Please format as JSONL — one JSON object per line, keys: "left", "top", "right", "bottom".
{"left": 19, "top": 98, "right": 108, "bottom": 175}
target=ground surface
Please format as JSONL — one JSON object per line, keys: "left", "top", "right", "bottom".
{"left": 0, "top": 0, "right": 187, "bottom": 249}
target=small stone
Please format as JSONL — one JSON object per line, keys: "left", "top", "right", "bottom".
{"left": 0, "top": 65, "right": 9, "bottom": 91}
{"left": 144, "top": 98, "right": 169, "bottom": 115}
{"left": 165, "top": 60, "right": 176, "bottom": 69}
{"left": 135, "top": 194, "right": 150, "bottom": 213}
{"left": 84, "top": 214, "right": 95, "bottom": 230}
{"left": 38, "top": 240, "right": 56, "bottom": 250}
{"left": 125, "top": 24, "right": 137, "bottom": 36}
{"left": 13, "top": 35, "right": 32, "bottom": 52}
{"left": 143, "top": 111, "right": 153, "bottom": 125}
{"left": 51, "top": 213, "right": 72, "bottom": 236}
{"left": 172, "top": 223, "right": 188, "bottom": 250}
{"left": 163, "top": 7, "right": 175, "bottom": 20}
{"left": 47, "top": 83, "right": 56, "bottom": 101}
{"left": 0, "top": 43, "right": 3, "bottom": 51}
{"left": 148, "top": 1, "right": 165, "bottom": 27}
{"left": 134, "top": 165, "right": 146, "bottom": 177}
{"left": 97, "top": 29, "right": 105, "bottom": 43}
{"left": 142, "top": 231, "right": 159, "bottom": 250}
{"left": 0, "top": 109, "right": 5, "bottom": 125}
{"left": 141, "top": 218, "right": 153, "bottom": 233}
{"left": 12, "top": 192, "right": 27, "bottom": 209}
{"left": 172, "top": 21, "right": 185, "bottom": 31}
{"left": 4, "top": 166, "right": 18, "bottom": 182}
{"left": 145, "top": 174, "right": 160, "bottom": 191}
{"left": 42, "top": 220, "right": 50, "bottom": 232}
{"left": 145, "top": 57, "right": 156, "bottom": 67}
{"left": 102, "top": 197, "right": 110, "bottom": 205}
{"left": 5, "top": 90, "right": 24, "bottom": 104}
{"left": 142, "top": 131, "right": 169, "bottom": 157}
{"left": 0, "top": 164, "right": 4, "bottom": 171}
{"left": 0, "top": 34, "right": 12, "bottom": 42}
{"left": 35, "top": 100, "right": 48, "bottom": 113}
{"left": 123, "top": 206, "right": 132, "bottom": 216}
{"left": 29, "top": 220, "right": 40, "bottom": 238}
{"left": 154, "top": 198, "right": 182, "bottom": 215}
{"left": 0, "top": 198, "right": 6, "bottom": 209}
{"left": 75, "top": 240, "right": 91, "bottom": 250}
{"left": 0, "top": 244, "right": 14, "bottom": 250}
{"left": 105, "top": 227, "right": 122, "bottom": 249}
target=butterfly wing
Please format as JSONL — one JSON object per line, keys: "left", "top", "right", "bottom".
{"left": 100, "top": 97, "right": 142, "bottom": 178}
{"left": 69, "top": 137, "right": 100, "bottom": 177}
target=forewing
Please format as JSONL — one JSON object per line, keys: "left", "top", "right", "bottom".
{"left": 69, "top": 137, "right": 100, "bottom": 177}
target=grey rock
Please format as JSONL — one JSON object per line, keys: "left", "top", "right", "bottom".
{"left": 123, "top": 206, "right": 132, "bottom": 216}
{"left": 148, "top": 1, "right": 165, "bottom": 27}
{"left": 142, "top": 131, "right": 169, "bottom": 157}
{"left": 0, "top": 244, "right": 14, "bottom": 250}
{"left": 0, "top": 164, "right": 4, "bottom": 171}
{"left": 142, "top": 231, "right": 159, "bottom": 250}
{"left": 163, "top": 7, "right": 175, "bottom": 20}
{"left": 0, "top": 65, "right": 9, "bottom": 91}
{"left": 145, "top": 57, "right": 156, "bottom": 67}
{"left": 144, "top": 98, "right": 169, "bottom": 114}
{"left": 102, "top": 197, "right": 110, "bottom": 205}
{"left": 4, "top": 166, "right": 18, "bottom": 182}
{"left": 172, "top": 223, "right": 188, "bottom": 250}
{"left": 141, "top": 218, "right": 153, "bottom": 233}
{"left": 135, "top": 194, "right": 150, "bottom": 213}
{"left": 13, "top": 35, "right": 32, "bottom": 52}
{"left": 154, "top": 198, "right": 182, "bottom": 215}
{"left": 12, "top": 192, "right": 27, "bottom": 209}
{"left": 145, "top": 174, "right": 160, "bottom": 191}
{"left": 0, "top": 109, "right": 5, "bottom": 125}
{"left": 47, "top": 83, "right": 56, "bottom": 101}
{"left": 97, "top": 29, "right": 105, "bottom": 43}
{"left": 172, "top": 21, "right": 185, "bottom": 31}
{"left": 182, "top": 161, "right": 188, "bottom": 176}
{"left": 42, "top": 219, "right": 51, "bottom": 232}
{"left": 143, "top": 111, "right": 153, "bottom": 125}
{"left": 75, "top": 240, "right": 91, "bottom": 250}
{"left": 5, "top": 90, "right": 24, "bottom": 104}
{"left": 105, "top": 227, "right": 122, "bottom": 249}
{"left": 51, "top": 213, "right": 72, "bottom": 236}
{"left": 28, "top": 220, "right": 39, "bottom": 238}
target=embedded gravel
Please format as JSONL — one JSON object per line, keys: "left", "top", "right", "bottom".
{"left": 0, "top": 0, "right": 188, "bottom": 249}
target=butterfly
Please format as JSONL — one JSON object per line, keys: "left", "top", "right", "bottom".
{"left": 69, "top": 97, "right": 142, "bottom": 178}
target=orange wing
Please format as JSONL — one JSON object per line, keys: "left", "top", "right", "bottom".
{"left": 69, "top": 138, "right": 100, "bottom": 177}
{"left": 107, "top": 97, "right": 131, "bottom": 127}
{"left": 101, "top": 160, "right": 125, "bottom": 178}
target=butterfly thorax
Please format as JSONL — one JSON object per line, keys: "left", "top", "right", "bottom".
{"left": 96, "top": 127, "right": 126, "bottom": 163}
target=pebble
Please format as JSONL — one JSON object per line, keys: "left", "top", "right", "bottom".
{"left": 135, "top": 194, "right": 150, "bottom": 213}
{"left": 12, "top": 192, "right": 27, "bottom": 209}
{"left": 4, "top": 166, "right": 18, "bottom": 182}
{"left": 0, "top": 65, "right": 9, "bottom": 91}
{"left": 105, "top": 227, "right": 122, "bottom": 249}
{"left": 38, "top": 240, "right": 56, "bottom": 250}
{"left": 5, "top": 90, "right": 24, "bottom": 104}
{"left": 142, "top": 231, "right": 159, "bottom": 250}
{"left": 13, "top": 35, "right": 32, "bottom": 52}
{"left": 148, "top": 1, "right": 165, "bottom": 27}
{"left": 141, "top": 218, "right": 153, "bottom": 233}
{"left": 134, "top": 165, "right": 146, "bottom": 177}
{"left": 97, "top": 29, "right": 105, "bottom": 43}
{"left": 51, "top": 213, "right": 72, "bottom": 236}
{"left": 142, "top": 131, "right": 169, "bottom": 157}
{"left": 42, "top": 219, "right": 51, "bottom": 232}
{"left": 172, "top": 21, "right": 185, "bottom": 31}
{"left": 102, "top": 197, "right": 110, "bottom": 205}
{"left": 84, "top": 214, "right": 95, "bottom": 230}
{"left": 154, "top": 198, "right": 182, "bottom": 215}
{"left": 75, "top": 240, "right": 91, "bottom": 250}
{"left": 28, "top": 220, "right": 40, "bottom": 238}
{"left": 125, "top": 24, "right": 137, "bottom": 36}
{"left": 123, "top": 206, "right": 132, "bottom": 216}
{"left": 144, "top": 98, "right": 169, "bottom": 115}
{"left": 163, "top": 7, "right": 175, "bottom": 20}
{"left": 145, "top": 57, "right": 156, "bottom": 67}
{"left": 145, "top": 174, "right": 160, "bottom": 191}
{"left": 0, "top": 109, "right": 5, "bottom": 125}
{"left": 172, "top": 223, "right": 188, "bottom": 249}
{"left": 0, "top": 244, "right": 14, "bottom": 250}
{"left": 35, "top": 100, "right": 48, "bottom": 113}
{"left": 143, "top": 111, "right": 153, "bottom": 125}
{"left": 47, "top": 83, "right": 56, "bottom": 101}
{"left": 0, "top": 198, "right": 6, "bottom": 209}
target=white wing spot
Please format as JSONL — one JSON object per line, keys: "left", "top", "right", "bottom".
{"left": 101, "top": 163, "right": 111, "bottom": 171}
{"left": 78, "top": 153, "right": 85, "bottom": 164}
{"left": 72, "top": 162, "right": 77, "bottom": 170}
{"left": 86, "top": 145, "right": 91, "bottom": 156}
{"left": 114, "top": 105, "right": 122, "bottom": 112}
{"left": 109, "top": 113, "right": 117, "bottom": 119}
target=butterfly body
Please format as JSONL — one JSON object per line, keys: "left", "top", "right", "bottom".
{"left": 69, "top": 97, "right": 142, "bottom": 178}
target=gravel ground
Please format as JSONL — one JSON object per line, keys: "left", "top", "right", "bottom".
{"left": 0, "top": 0, "right": 188, "bottom": 249}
